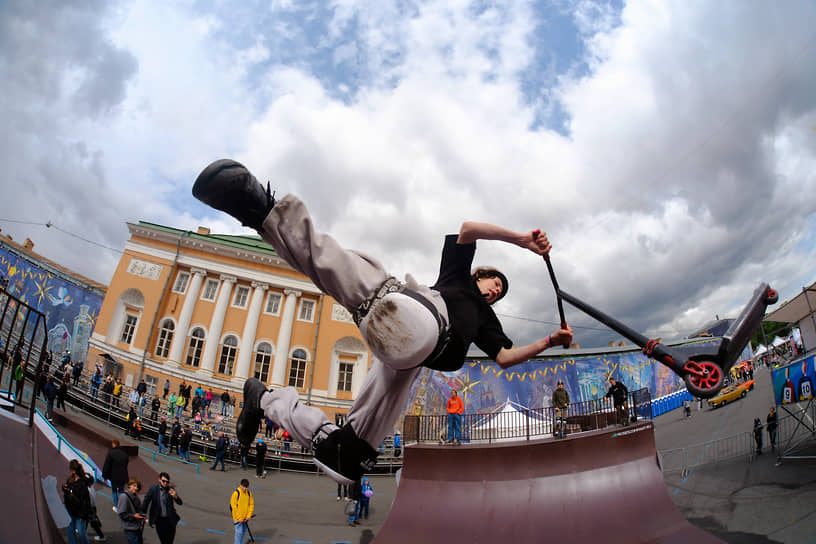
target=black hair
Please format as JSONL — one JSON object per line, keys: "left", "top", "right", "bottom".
{"left": 471, "top": 267, "right": 509, "bottom": 303}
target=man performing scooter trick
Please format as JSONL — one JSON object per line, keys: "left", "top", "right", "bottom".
{"left": 193, "top": 159, "right": 573, "bottom": 484}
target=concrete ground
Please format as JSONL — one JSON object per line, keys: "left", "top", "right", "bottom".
{"left": 8, "top": 362, "right": 815, "bottom": 543}
{"left": 653, "top": 365, "right": 816, "bottom": 544}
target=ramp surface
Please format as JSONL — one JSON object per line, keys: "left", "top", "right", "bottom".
{"left": 374, "top": 422, "right": 722, "bottom": 544}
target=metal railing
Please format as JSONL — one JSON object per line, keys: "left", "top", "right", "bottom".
{"left": 658, "top": 402, "right": 816, "bottom": 474}
{"left": 403, "top": 388, "right": 651, "bottom": 443}
{"left": 0, "top": 287, "right": 49, "bottom": 423}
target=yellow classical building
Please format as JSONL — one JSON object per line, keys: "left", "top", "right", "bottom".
{"left": 88, "top": 221, "right": 371, "bottom": 421}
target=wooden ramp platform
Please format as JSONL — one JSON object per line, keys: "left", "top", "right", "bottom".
{"left": 374, "top": 421, "right": 722, "bottom": 544}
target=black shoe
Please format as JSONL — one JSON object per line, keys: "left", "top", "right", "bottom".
{"left": 192, "top": 159, "right": 276, "bottom": 232}
{"left": 236, "top": 378, "right": 267, "bottom": 446}
{"left": 312, "top": 424, "right": 378, "bottom": 485}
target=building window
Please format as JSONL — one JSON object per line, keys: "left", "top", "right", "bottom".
{"left": 232, "top": 286, "right": 250, "bottom": 308}
{"left": 288, "top": 349, "right": 308, "bottom": 388}
{"left": 201, "top": 279, "right": 219, "bottom": 302}
{"left": 264, "top": 292, "right": 282, "bottom": 315}
{"left": 337, "top": 361, "right": 354, "bottom": 392}
{"left": 155, "top": 319, "right": 175, "bottom": 358}
{"left": 144, "top": 374, "right": 158, "bottom": 396}
{"left": 172, "top": 271, "right": 190, "bottom": 294}
{"left": 121, "top": 314, "right": 138, "bottom": 344}
{"left": 253, "top": 342, "right": 273, "bottom": 383}
{"left": 218, "top": 335, "right": 239, "bottom": 375}
{"left": 298, "top": 299, "right": 315, "bottom": 322}
{"left": 185, "top": 328, "right": 205, "bottom": 367}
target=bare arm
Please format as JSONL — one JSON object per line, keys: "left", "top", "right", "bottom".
{"left": 457, "top": 222, "right": 551, "bottom": 257}
{"left": 495, "top": 326, "right": 573, "bottom": 369}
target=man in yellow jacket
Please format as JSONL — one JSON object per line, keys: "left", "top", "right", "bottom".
{"left": 231, "top": 479, "right": 254, "bottom": 543}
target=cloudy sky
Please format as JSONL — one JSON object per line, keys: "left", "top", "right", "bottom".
{"left": 1, "top": 0, "right": 815, "bottom": 349}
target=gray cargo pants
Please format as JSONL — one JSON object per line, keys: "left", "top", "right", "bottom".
{"left": 258, "top": 194, "right": 448, "bottom": 448}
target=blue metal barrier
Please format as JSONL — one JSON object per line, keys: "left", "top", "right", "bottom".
{"left": 139, "top": 446, "right": 200, "bottom": 475}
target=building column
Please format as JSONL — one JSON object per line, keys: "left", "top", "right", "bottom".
{"left": 166, "top": 267, "right": 206, "bottom": 367}
{"left": 199, "top": 275, "right": 236, "bottom": 377}
{"left": 233, "top": 282, "right": 268, "bottom": 383}
{"left": 270, "top": 289, "right": 300, "bottom": 387}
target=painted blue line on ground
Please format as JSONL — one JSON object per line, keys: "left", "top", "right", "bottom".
{"left": 291, "top": 540, "right": 312, "bottom": 543}
{"left": 178, "top": 521, "right": 187, "bottom": 526}
{"left": 331, "top": 541, "right": 353, "bottom": 543}
{"left": 303, "top": 491, "right": 315, "bottom": 495}
{"left": 277, "top": 489, "right": 290, "bottom": 493}
{"left": 205, "top": 528, "right": 227, "bottom": 534}
{"left": 673, "top": 488, "right": 680, "bottom": 495}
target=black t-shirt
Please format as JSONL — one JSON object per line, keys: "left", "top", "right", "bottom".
{"left": 427, "top": 235, "right": 512, "bottom": 371}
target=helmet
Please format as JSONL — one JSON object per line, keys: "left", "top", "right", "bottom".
{"left": 471, "top": 267, "right": 509, "bottom": 303}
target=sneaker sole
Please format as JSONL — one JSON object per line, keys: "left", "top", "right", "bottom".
{"left": 312, "top": 457, "right": 354, "bottom": 485}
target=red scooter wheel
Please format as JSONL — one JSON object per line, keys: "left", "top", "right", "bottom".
{"left": 682, "top": 360, "right": 724, "bottom": 399}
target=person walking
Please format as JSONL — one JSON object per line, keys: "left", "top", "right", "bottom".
{"left": 151, "top": 396, "right": 161, "bottom": 424}
{"left": 163, "top": 378, "right": 170, "bottom": 400}
{"left": 142, "top": 472, "right": 183, "bottom": 544}
{"left": 102, "top": 439, "right": 129, "bottom": 510}
{"left": 605, "top": 377, "right": 630, "bottom": 426}
{"left": 255, "top": 439, "right": 267, "bottom": 478}
{"left": 230, "top": 479, "right": 255, "bottom": 544}
{"left": 766, "top": 407, "right": 778, "bottom": 451}
{"left": 221, "top": 390, "right": 231, "bottom": 416}
{"left": 552, "top": 379, "right": 570, "bottom": 437}
{"left": 445, "top": 389, "right": 464, "bottom": 445}
{"left": 62, "top": 459, "right": 93, "bottom": 544}
{"left": 211, "top": 432, "right": 228, "bottom": 471}
{"left": 359, "top": 477, "right": 374, "bottom": 521}
{"left": 239, "top": 441, "right": 250, "bottom": 470}
{"left": 12, "top": 345, "right": 25, "bottom": 403}
{"left": 753, "top": 417, "right": 764, "bottom": 455}
{"left": 44, "top": 374, "right": 58, "bottom": 421}
{"left": 347, "top": 478, "right": 362, "bottom": 526}
{"left": 393, "top": 431, "right": 401, "bottom": 458}
{"left": 193, "top": 158, "right": 572, "bottom": 484}
{"left": 157, "top": 417, "right": 169, "bottom": 454}
{"left": 178, "top": 425, "right": 193, "bottom": 462}
{"left": 170, "top": 417, "right": 181, "bottom": 455}
{"left": 117, "top": 478, "right": 146, "bottom": 544}
{"left": 56, "top": 375, "right": 70, "bottom": 412}
{"left": 175, "top": 393, "right": 185, "bottom": 419}
{"left": 85, "top": 473, "right": 106, "bottom": 542}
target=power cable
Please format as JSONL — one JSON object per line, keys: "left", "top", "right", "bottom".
{"left": 0, "top": 218, "right": 123, "bottom": 254}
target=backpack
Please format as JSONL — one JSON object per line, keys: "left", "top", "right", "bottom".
{"left": 229, "top": 488, "right": 251, "bottom": 514}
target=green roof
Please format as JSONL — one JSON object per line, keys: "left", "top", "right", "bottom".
{"left": 136, "top": 221, "right": 279, "bottom": 256}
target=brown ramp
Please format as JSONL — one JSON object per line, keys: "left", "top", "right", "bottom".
{"left": 374, "top": 422, "right": 722, "bottom": 544}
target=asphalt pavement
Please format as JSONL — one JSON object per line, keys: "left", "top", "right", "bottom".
{"left": 653, "top": 365, "right": 816, "bottom": 544}
{"left": 12, "top": 362, "right": 816, "bottom": 543}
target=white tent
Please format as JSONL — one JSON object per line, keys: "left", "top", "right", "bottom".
{"left": 469, "top": 400, "right": 550, "bottom": 443}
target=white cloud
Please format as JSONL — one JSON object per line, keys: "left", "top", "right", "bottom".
{"left": 1, "top": 0, "right": 815, "bottom": 350}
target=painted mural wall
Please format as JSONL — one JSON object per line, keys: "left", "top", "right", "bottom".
{"left": 0, "top": 246, "right": 104, "bottom": 362}
{"left": 406, "top": 338, "right": 750, "bottom": 416}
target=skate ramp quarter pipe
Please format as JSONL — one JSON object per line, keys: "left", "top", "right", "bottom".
{"left": 374, "top": 422, "right": 722, "bottom": 543}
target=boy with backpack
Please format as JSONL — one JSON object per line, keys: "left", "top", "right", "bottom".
{"left": 230, "top": 479, "right": 255, "bottom": 543}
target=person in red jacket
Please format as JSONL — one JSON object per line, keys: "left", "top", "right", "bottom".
{"left": 445, "top": 389, "right": 465, "bottom": 445}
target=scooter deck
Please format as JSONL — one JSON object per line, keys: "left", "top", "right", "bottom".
{"left": 716, "top": 282, "right": 775, "bottom": 374}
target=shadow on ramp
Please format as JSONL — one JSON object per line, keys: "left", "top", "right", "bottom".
{"left": 374, "top": 422, "right": 722, "bottom": 543}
